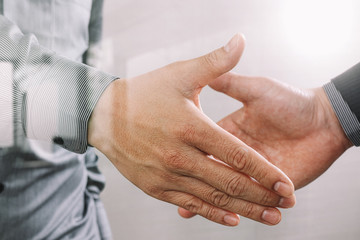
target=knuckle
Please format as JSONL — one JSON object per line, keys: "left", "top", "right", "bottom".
{"left": 204, "top": 206, "right": 219, "bottom": 220}
{"left": 162, "top": 150, "right": 187, "bottom": 170}
{"left": 183, "top": 197, "right": 203, "bottom": 213}
{"left": 226, "top": 175, "right": 247, "bottom": 197}
{"left": 209, "top": 189, "right": 232, "bottom": 208}
{"left": 228, "top": 147, "right": 249, "bottom": 172}
{"left": 260, "top": 191, "right": 276, "bottom": 206}
{"left": 241, "top": 202, "right": 256, "bottom": 218}
{"left": 255, "top": 167, "right": 269, "bottom": 183}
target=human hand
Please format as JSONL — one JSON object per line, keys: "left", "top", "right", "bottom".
{"left": 207, "top": 75, "right": 352, "bottom": 189}
{"left": 178, "top": 73, "right": 352, "bottom": 220}
{"left": 88, "top": 35, "right": 295, "bottom": 226}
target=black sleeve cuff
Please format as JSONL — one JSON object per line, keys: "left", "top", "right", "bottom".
{"left": 332, "top": 62, "right": 360, "bottom": 122}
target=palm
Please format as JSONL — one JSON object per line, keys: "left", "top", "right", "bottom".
{"left": 214, "top": 77, "right": 350, "bottom": 189}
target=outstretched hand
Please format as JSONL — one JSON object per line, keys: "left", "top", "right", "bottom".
{"left": 209, "top": 74, "right": 352, "bottom": 188}
{"left": 178, "top": 73, "right": 352, "bottom": 220}
{"left": 89, "top": 35, "right": 295, "bottom": 226}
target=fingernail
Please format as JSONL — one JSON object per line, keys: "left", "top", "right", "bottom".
{"left": 274, "top": 181, "right": 294, "bottom": 197}
{"left": 261, "top": 210, "right": 281, "bottom": 225}
{"left": 279, "top": 195, "right": 296, "bottom": 208}
{"left": 224, "top": 214, "right": 239, "bottom": 226}
{"left": 224, "top": 34, "right": 240, "bottom": 53}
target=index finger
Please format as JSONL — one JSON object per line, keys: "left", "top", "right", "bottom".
{"left": 189, "top": 117, "right": 295, "bottom": 197}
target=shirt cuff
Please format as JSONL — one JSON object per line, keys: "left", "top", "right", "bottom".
{"left": 0, "top": 15, "right": 118, "bottom": 154}
{"left": 323, "top": 82, "right": 360, "bottom": 146}
{"left": 24, "top": 53, "right": 118, "bottom": 153}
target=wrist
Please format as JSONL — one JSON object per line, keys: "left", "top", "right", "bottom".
{"left": 88, "top": 78, "right": 127, "bottom": 151}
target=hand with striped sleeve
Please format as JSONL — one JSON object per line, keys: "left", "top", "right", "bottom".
{"left": 88, "top": 35, "right": 296, "bottom": 226}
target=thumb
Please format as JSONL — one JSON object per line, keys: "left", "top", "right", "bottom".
{"left": 210, "top": 73, "right": 273, "bottom": 103}
{"left": 177, "top": 34, "right": 246, "bottom": 90}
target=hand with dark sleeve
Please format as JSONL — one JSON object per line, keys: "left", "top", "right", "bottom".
{"left": 178, "top": 52, "right": 359, "bottom": 220}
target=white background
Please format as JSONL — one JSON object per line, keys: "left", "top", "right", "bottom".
{"left": 98, "top": 0, "right": 360, "bottom": 239}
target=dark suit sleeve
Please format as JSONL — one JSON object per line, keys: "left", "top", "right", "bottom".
{"left": 323, "top": 62, "right": 360, "bottom": 146}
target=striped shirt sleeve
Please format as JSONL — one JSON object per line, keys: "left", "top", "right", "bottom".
{"left": 323, "top": 63, "right": 360, "bottom": 146}
{"left": 0, "top": 15, "right": 118, "bottom": 153}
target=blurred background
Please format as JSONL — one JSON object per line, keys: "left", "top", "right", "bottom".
{"left": 97, "top": 0, "right": 360, "bottom": 239}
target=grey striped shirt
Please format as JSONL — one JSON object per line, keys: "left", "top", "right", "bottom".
{"left": 0, "top": 0, "right": 117, "bottom": 239}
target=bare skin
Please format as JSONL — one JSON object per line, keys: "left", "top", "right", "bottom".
{"left": 178, "top": 71, "right": 353, "bottom": 221}
{"left": 209, "top": 75, "right": 352, "bottom": 188}
{"left": 88, "top": 35, "right": 295, "bottom": 227}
